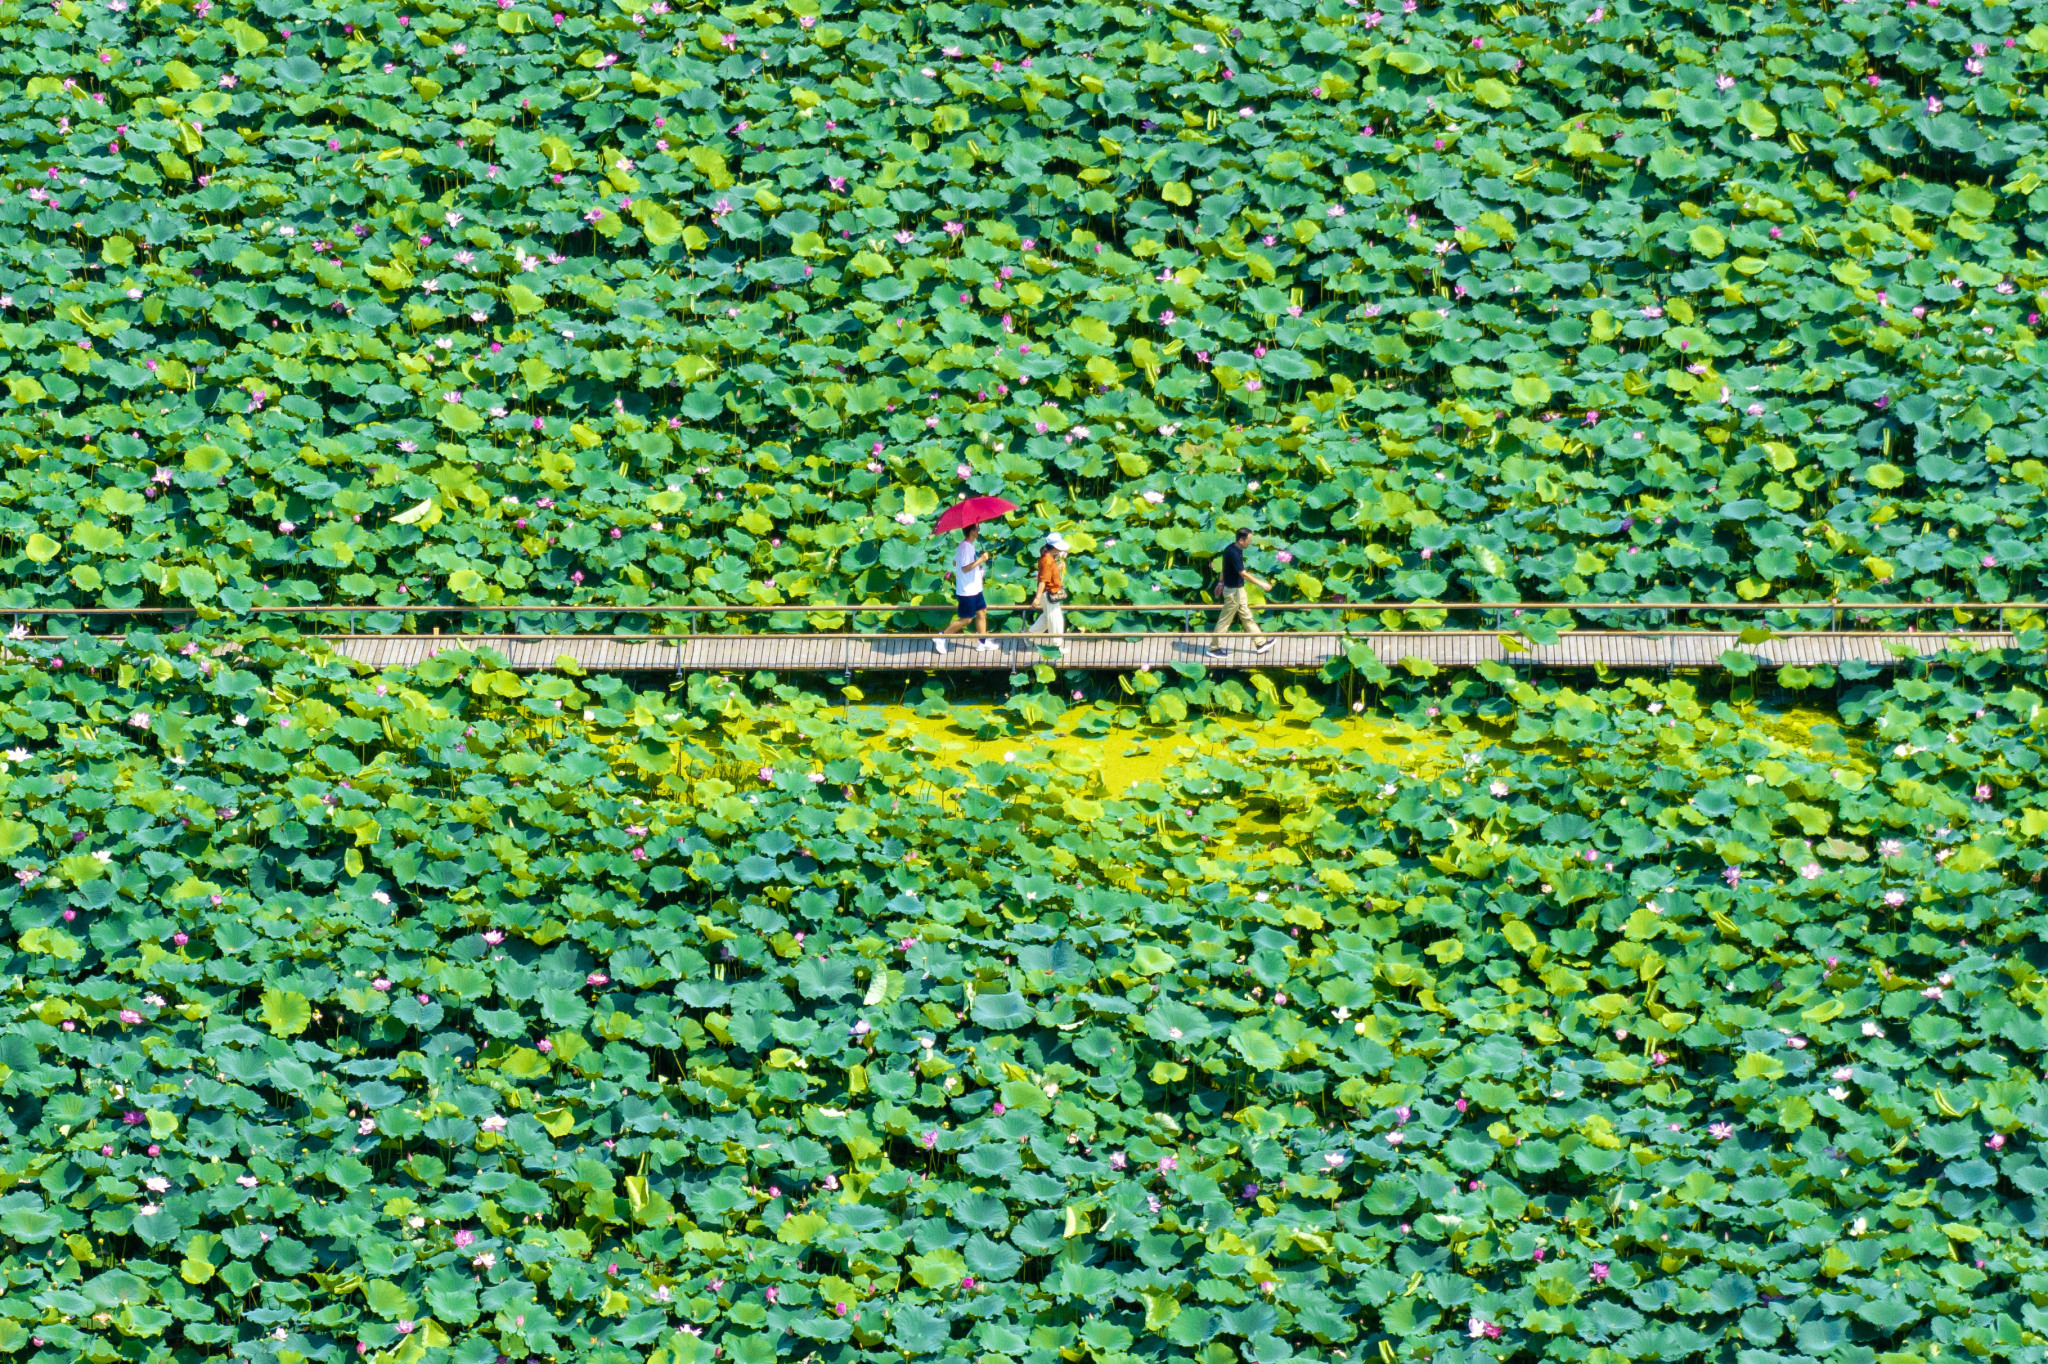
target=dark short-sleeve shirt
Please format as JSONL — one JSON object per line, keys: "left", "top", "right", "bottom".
{"left": 1220, "top": 542, "right": 1245, "bottom": 589}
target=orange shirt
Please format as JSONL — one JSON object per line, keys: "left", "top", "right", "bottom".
{"left": 1038, "top": 550, "right": 1065, "bottom": 595}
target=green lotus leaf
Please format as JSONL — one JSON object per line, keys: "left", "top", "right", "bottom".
{"left": 259, "top": 989, "right": 311, "bottom": 1037}
{"left": 0, "top": 1205, "right": 59, "bottom": 1242}
{"left": 1472, "top": 79, "right": 1513, "bottom": 108}
{"left": 1688, "top": 222, "right": 1727, "bottom": 257}
{"left": 971, "top": 992, "right": 1032, "bottom": 1029}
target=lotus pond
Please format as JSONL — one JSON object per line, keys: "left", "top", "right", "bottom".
{"left": 5, "top": 0, "right": 2048, "bottom": 625}
{"left": 3, "top": 633, "right": 2047, "bottom": 1364}
{"left": 8, "top": 0, "right": 2048, "bottom": 1358}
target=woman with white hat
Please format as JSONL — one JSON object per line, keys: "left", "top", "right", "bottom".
{"left": 1026, "top": 531, "right": 1069, "bottom": 656}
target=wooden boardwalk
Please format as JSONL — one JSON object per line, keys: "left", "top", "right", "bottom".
{"left": 316, "top": 630, "right": 2027, "bottom": 673}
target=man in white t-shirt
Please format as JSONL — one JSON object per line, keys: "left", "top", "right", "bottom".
{"left": 935, "top": 523, "right": 995, "bottom": 654}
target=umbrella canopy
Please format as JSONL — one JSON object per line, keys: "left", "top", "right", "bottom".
{"left": 932, "top": 495, "right": 1018, "bottom": 537}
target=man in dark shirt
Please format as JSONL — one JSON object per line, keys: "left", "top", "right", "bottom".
{"left": 1209, "top": 527, "right": 1273, "bottom": 657}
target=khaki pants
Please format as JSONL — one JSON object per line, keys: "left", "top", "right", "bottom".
{"left": 1212, "top": 587, "right": 1264, "bottom": 646}
{"left": 1027, "top": 597, "right": 1065, "bottom": 646}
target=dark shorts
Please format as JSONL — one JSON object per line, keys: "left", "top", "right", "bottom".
{"left": 956, "top": 592, "right": 986, "bottom": 619}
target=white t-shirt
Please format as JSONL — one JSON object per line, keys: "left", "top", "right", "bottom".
{"left": 954, "top": 539, "right": 984, "bottom": 596}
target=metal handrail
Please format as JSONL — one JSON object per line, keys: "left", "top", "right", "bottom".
{"left": 302, "top": 628, "right": 2020, "bottom": 641}
{"left": 2, "top": 600, "right": 2045, "bottom": 616}
{"left": 11, "top": 630, "right": 2029, "bottom": 649}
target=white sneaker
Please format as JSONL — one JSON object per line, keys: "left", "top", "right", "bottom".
{"left": 1254, "top": 641, "right": 1273, "bottom": 655}
{"left": 934, "top": 637, "right": 948, "bottom": 655}
{"left": 975, "top": 639, "right": 997, "bottom": 652}
{"left": 1206, "top": 647, "right": 1229, "bottom": 658}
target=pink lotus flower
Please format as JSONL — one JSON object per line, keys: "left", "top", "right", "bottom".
{"left": 1590, "top": 1263, "right": 1609, "bottom": 1283}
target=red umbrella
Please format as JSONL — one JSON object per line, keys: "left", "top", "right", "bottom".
{"left": 931, "top": 495, "right": 1018, "bottom": 537}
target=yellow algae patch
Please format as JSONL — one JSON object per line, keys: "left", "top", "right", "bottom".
{"left": 709, "top": 699, "right": 1862, "bottom": 796}
{"left": 871, "top": 707, "right": 1452, "bottom": 794}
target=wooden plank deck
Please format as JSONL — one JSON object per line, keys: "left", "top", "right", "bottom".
{"left": 312, "top": 630, "right": 2028, "bottom": 673}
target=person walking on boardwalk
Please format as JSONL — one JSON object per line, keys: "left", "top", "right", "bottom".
{"left": 935, "top": 522, "right": 994, "bottom": 654}
{"left": 1208, "top": 526, "right": 1274, "bottom": 658}
{"left": 1026, "top": 531, "right": 1070, "bottom": 656}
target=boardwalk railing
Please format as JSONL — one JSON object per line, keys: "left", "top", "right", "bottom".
{"left": 311, "top": 629, "right": 2023, "bottom": 673}
{"left": 7, "top": 602, "right": 2040, "bottom": 672}
{"left": 6, "top": 599, "right": 2047, "bottom": 623}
